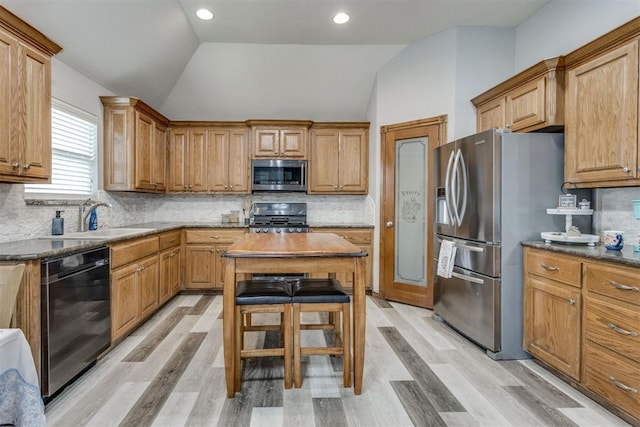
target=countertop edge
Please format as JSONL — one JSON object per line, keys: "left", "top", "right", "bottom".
{"left": 521, "top": 240, "right": 640, "bottom": 268}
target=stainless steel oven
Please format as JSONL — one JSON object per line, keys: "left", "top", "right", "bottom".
{"left": 249, "top": 202, "right": 308, "bottom": 280}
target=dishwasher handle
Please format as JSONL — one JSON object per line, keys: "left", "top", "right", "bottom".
{"left": 45, "top": 258, "right": 109, "bottom": 283}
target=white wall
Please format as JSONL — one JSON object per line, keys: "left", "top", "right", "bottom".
{"left": 514, "top": 0, "right": 640, "bottom": 72}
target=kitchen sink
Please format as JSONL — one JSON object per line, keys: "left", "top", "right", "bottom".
{"left": 42, "top": 228, "right": 156, "bottom": 240}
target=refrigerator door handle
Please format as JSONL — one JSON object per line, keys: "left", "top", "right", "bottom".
{"left": 452, "top": 149, "right": 462, "bottom": 226}
{"left": 451, "top": 272, "right": 485, "bottom": 285}
{"left": 444, "top": 151, "right": 456, "bottom": 225}
{"left": 435, "top": 237, "right": 484, "bottom": 253}
{"left": 457, "top": 150, "right": 468, "bottom": 226}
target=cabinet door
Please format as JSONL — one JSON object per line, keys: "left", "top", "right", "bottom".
{"left": 213, "top": 244, "right": 229, "bottom": 288}
{"left": 189, "top": 129, "right": 207, "bottom": 192}
{"left": 159, "top": 248, "right": 178, "bottom": 305}
{"left": 111, "top": 263, "right": 140, "bottom": 341}
{"left": 524, "top": 275, "right": 582, "bottom": 380}
{"left": 253, "top": 129, "right": 279, "bottom": 157}
{"left": 280, "top": 129, "right": 306, "bottom": 158}
{"left": 505, "top": 77, "right": 546, "bottom": 131}
{"left": 134, "top": 112, "right": 155, "bottom": 190}
{"left": 153, "top": 123, "right": 167, "bottom": 191}
{"left": 138, "top": 256, "right": 159, "bottom": 319}
{"left": 19, "top": 43, "right": 51, "bottom": 180}
{"left": 476, "top": 98, "right": 505, "bottom": 132}
{"left": 565, "top": 40, "right": 639, "bottom": 184}
{"left": 339, "top": 130, "right": 368, "bottom": 193}
{"left": 0, "top": 30, "right": 18, "bottom": 176}
{"left": 168, "top": 128, "right": 188, "bottom": 192}
{"left": 228, "top": 129, "right": 250, "bottom": 193}
{"left": 169, "top": 249, "right": 181, "bottom": 295}
{"left": 309, "top": 129, "right": 339, "bottom": 192}
{"left": 184, "top": 245, "right": 216, "bottom": 289}
{"left": 207, "top": 129, "right": 229, "bottom": 192}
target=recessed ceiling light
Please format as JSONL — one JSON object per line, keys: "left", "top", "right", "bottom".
{"left": 196, "top": 8, "right": 214, "bottom": 21}
{"left": 333, "top": 12, "right": 350, "bottom": 24}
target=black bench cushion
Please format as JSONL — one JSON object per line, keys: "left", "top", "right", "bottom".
{"left": 290, "top": 278, "right": 350, "bottom": 304}
{"left": 235, "top": 279, "right": 292, "bottom": 305}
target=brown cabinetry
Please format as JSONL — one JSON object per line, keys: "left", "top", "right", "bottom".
{"left": 523, "top": 248, "right": 582, "bottom": 380}
{"left": 0, "top": 7, "right": 61, "bottom": 183}
{"left": 158, "top": 230, "right": 181, "bottom": 306}
{"left": 110, "top": 236, "right": 160, "bottom": 341}
{"left": 248, "top": 120, "right": 312, "bottom": 158}
{"left": 184, "top": 228, "right": 245, "bottom": 289}
{"left": 168, "top": 123, "right": 250, "bottom": 194}
{"left": 310, "top": 228, "right": 373, "bottom": 291}
{"left": 472, "top": 57, "right": 564, "bottom": 133}
{"left": 206, "top": 127, "right": 250, "bottom": 193}
{"left": 308, "top": 124, "right": 369, "bottom": 194}
{"left": 583, "top": 261, "right": 640, "bottom": 420}
{"left": 564, "top": 21, "right": 640, "bottom": 187}
{"left": 101, "top": 96, "right": 170, "bottom": 193}
{"left": 524, "top": 246, "right": 640, "bottom": 423}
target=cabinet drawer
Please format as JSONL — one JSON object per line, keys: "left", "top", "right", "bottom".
{"left": 312, "top": 228, "right": 372, "bottom": 244}
{"left": 525, "top": 248, "right": 581, "bottom": 287}
{"left": 159, "top": 230, "right": 181, "bottom": 250}
{"left": 584, "top": 261, "right": 640, "bottom": 306}
{"left": 586, "top": 297, "right": 640, "bottom": 364}
{"left": 185, "top": 229, "right": 245, "bottom": 244}
{"left": 584, "top": 343, "right": 640, "bottom": 420}
{"left": 110, "top": 236, "right": 159, "bottom": 269}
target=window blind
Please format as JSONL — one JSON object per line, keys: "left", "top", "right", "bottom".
{"left": 25, "top": 99, "right": 97, "bottom": 196}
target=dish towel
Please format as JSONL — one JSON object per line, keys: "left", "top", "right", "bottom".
{"left": 437, "top": 240, "right": 457, "bottom": 278}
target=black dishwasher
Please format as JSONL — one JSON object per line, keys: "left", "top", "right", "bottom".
{"left": 41, "top": 246, "right": 111, "bottom": 400}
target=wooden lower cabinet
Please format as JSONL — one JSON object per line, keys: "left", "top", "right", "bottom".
{"left": 523, "top": 274, "right": 582, "bottom": 380}
{"left": 183, "top": 228, "right": 245, "bottom": 290}
{"left": 159, "top": 247, "right": 181, "bottom": 305}
{"left": 110, "top": 236, "right": 160, "bottom": 342}
{"left": 310, "top": 228, "right": 373, "bottom": 291}
{"left": 524, "top": 246, "right": 640, "bottom": 423}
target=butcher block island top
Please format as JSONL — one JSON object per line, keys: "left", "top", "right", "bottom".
{"left": 221, "top": 232, "right": 368, "bottom": 396}
{"left": 224, "top": 232, "right": 367, "bottom": 258}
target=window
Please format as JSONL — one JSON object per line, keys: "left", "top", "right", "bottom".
{"left": 25, "top": 98, "right": 97, "bottom": 197}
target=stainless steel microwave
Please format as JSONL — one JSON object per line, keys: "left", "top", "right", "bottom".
{"left": 251, "top": 159, "right": 307, "bottom": 192}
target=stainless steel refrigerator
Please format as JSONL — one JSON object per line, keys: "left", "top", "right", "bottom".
{"left": 433, "top": 128, "right": 566, "bottom": 360}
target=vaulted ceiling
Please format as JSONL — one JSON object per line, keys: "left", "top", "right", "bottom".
{"left": 3, "top": 0, "right": 548, "bottom": 120}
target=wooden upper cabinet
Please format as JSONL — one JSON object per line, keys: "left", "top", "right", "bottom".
{"left": 168, "top": 123, "right": 249, "bottom": 194}
{"left": 101, "top": 96, "right": 170, "bottom": 193}
{"left": 472, "top": 56, "right": 565, "bottom": 133}
{"left": 0, "top": 6, "right": 61, "bottom": 183}
{"left": 248, "top": 120, "right": 312, "bottom": 158}
{"left": 308, "top": 123, "right": 369, "bottom": 194}
{"left": 564, "top": 24, "right": 640, "bottom": 187}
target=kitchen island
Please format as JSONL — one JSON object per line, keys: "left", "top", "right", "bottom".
{"left": 222, "top": 232, "right": 368, "bottom": 396}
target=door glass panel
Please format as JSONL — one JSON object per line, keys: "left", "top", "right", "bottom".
{"left": 395, "top": 137, "right": 427, "bottom": 286}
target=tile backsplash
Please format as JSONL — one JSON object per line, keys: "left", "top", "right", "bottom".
{"left": 0, "top": 184, "right": 375, "bottom": 243}
{"left": 594, "top": 187, "right": 640, "bottom": 244}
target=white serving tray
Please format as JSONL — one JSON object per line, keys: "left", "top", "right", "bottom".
{"left": 540, "top": 231, "right": 600, "bottom": 246}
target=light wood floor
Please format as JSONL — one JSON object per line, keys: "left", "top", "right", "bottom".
{"left": 44, "top": 294, "right": 630, "bottom": 427}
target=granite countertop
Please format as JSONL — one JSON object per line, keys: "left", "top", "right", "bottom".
{"left": 522, "top": 240, "right": 640, "bottom": 268}
{"left": 0, "top": 222, "right": 374, "bottom": 261}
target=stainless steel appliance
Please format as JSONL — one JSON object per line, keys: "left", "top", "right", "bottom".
{"left": 251, "top": 159, "right": 307, "bottom": 192}
{"left": 41, "top": 246, "right": 111, "bottom": 400}
{"left": 249, "top": 202, "right": 308, "bottom": 233}
{"left": 249, "top": 202, "right": 308, "bottom": 280}
{"left": 433, "top": 129, "right": 566, "bottom": 360}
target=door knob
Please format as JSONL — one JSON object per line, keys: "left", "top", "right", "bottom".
{"left": 386, "top": 221, "right": 394, "bottom": 228}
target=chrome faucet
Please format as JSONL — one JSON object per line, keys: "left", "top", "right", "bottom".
{"left": 79, "top": 201, "right": 112, "bottom": 232}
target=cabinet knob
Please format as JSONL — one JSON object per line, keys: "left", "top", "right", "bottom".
{"left": 184, "top": 185, "right": 188, "bottom": 189}
{"left": 334, "top": 185, "right": 338, "bottom": 189}
{"left": 11, "top": 162, "right": 19, "bottom": 169}
{"left": 623, "top": 166, "right": 630, "bottom": 173}
{"left": 211, "top": 248, "right": 216, "bottom": 252}
{"left": 568, "top": 298, "right": 575, "bottom": 305}
{"left": 23, "top": 163, "right": 31, "bottom": 170}
{"left": 189, "top": 185, "right": 193, "bottom": 189}
{"left": 386, "top": 221, "right": 394, "bottom": 228}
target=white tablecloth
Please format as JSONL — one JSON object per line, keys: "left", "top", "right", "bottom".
{"left": 0, "top": 328, "right": 46, "bottom": 427}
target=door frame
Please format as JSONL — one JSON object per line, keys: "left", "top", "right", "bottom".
{"left": 379, "top": 115, "right": 447, "bottom": 308}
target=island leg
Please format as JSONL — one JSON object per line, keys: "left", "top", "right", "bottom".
{"left": 223, "top": 257, "right": 236, "bottom": 397}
